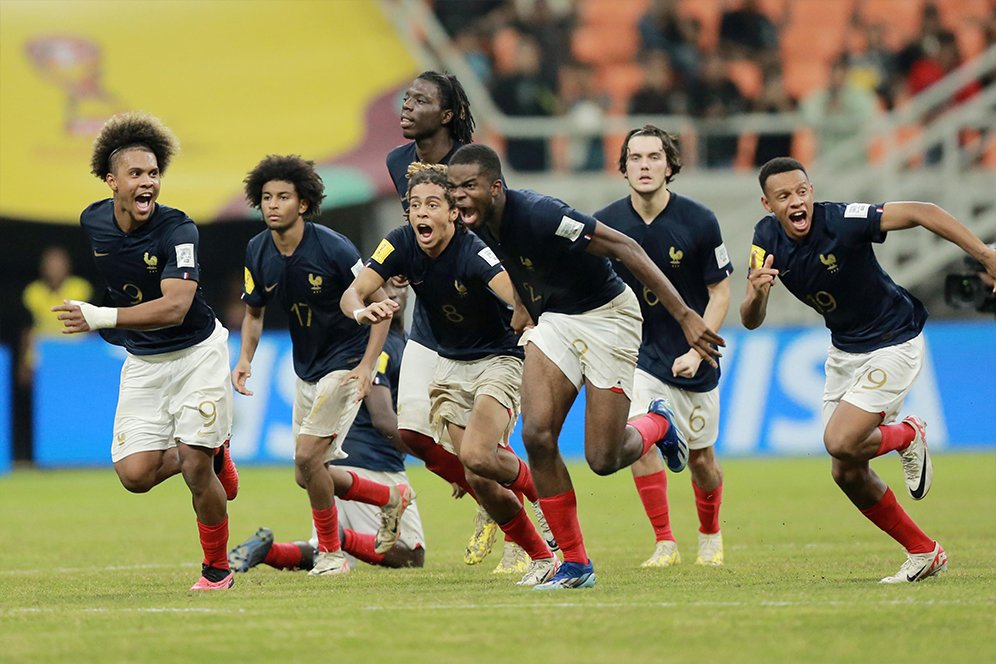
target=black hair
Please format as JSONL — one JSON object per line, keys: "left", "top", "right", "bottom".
{"left": 618, "top": 124, "right": 682, "bottom": 182}
{"left": 449, "top": 144, "right": 503, "bottom": 183}
{"left": 90, "top": 112, "right": 179, "bottom": 179}
{"left": 243, "top": 155, "right": 326, "bottom": 220}
{"left": 416, "top": 71, "right": 476, "bottom": 144}
{"left": 758, "top": 157, "right": 808, "bottom": 193}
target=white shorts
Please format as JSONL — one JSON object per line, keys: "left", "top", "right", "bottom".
{"left": 627, "top": 368, "right": 720, "bottom": 450}
{"left": 292, "top": 370, "right": 366, "bottom": 463}
{"left": 520, "top": 286, "right": 642, "bottom": 398}
{"left": 309, "top": 466, "right": 426, "bottom": 562}
{"left": 111, "top": 321, "right": 232, "bottom": 463}
{"left": 821, "top": 333, "right": 925, "bottom": 426}
{"left": 429, "top": 354, "right": 523, "bottom": 453}
{"left": 396, "top": 339, "right": 438, "bottom": 438}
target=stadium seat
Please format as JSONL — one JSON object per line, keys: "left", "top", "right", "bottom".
{"left": 726, "top": 58, "right": 764, "bottom": 100}
{"left": 783, "top": 59, "right": 830, "bottom": 100}
{"left": 579, "top": 0, "right": 648, "bottom": 27}
{"left": 572, "top": 24, "right": 640, "bottom": 66}
{"left": 955, "top": 24, "right": 987, "bottom": 59}
{"left": 756, "top": 0, "right": 790, "bottom": 22}
{"left": 790, "top": 127, "right": 816, "bottom": 164}
{"left": 936, "top": 0, "right": 992, "bottom": 28}
{"left": 594, "top": 62, "right": 646, "bottom": 114}
{"left": 780, "top": 25, "right": 845, "bottom": 66}
{"left": 788, "top": 0, "right": 856, "bottom": 30}
{"left": 678, "top": 0, "right": 722, "bottom": 51}
{"left": 491, "top": 27, "right": 521, "bottom": 76}
{"left": 858, "top": 0, "right": 925, "bottom": 49}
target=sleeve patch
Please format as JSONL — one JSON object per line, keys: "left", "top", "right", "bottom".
{"left": 749, "top": 244, "right": 767, "bottom": 270}
{"left": 376, "top": 350, "right": 389, "bottom": 375}
{"left": 351, "top": 259, "right": 364, "bottom": 277}
{"left": 371, "top": 239, "right": 395, "bottom": 264}
{"left": 714, "top": 243, "right": 730, "bottom": 267}
{"left": 175, "top": 243, "right": 195, "bottom": 268}
{"left": 478, "top": 246, "right": 500, "bottom": 267}
{"left": 555, "top": 215, "right": 585, "bottom": 242}
{"left": 844, "top": 203, "right": 871, "bottom": 218}
{"left": 243, "top": 267, "right": 255, "bottom": 295}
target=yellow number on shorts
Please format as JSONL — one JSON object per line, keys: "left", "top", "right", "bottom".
{"left": 642, "top": 285, "right": 660, "bottom": 307}
{"left": 688, "top": 405, "right": 706, "bottom": 434}
{"left": 122, "top": 282, "right": 143, "bottom": 305}
{"left": 197, "top": 401, "right": 217, "bottom": 427}
{"left": 290, "top": 302, "right": 312, "bottom": 327}
{"left": 442, "top": 304, "right": 465, "bottom": 323}
{"left": 804, "top": 290, "right": 838, "bottom": 314}
{"left": 860, "top": 368, "right": 888, "bottom": 390}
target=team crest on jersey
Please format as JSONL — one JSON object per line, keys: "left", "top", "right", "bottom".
{"left": 309, "top": 273, "right": 323, "bottom": 292}
{"left": 669, "top": 246, "right": 684, "bottom": 267}
{"left": 453, "top": 280, "right": 469, "bottom": 297}
{"left": 820, "top": 253, "right": 839, "bottom": 273}
{"left": 519, "top": 256, "right": 534, "bottom": 270}
{"left": 143, "top": 252, "right": 158, "bottom": 272}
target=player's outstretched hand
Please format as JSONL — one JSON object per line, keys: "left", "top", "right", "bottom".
{"left": 51, "top": 300, "right": 90, "bottom": 334}
{"left": 354, "top": 299, "right": 399, "bottom": 325}
{"left": 232, "top": 360, "right": 254, "bottom": 396}
{"left": 748, "top": 253, "right": 780, "bottom": 295}
{"left": 679, "top": 310, "right": 724, "bottom": 368}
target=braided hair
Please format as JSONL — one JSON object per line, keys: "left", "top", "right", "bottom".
{"left": 416, "top": 71, "right": 475, "bottom": 145}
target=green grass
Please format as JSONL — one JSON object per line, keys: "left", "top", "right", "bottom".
{"left": 2, "top": 454, "right": 995, "bottom": 662}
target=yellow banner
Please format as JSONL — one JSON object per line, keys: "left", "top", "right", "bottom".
{"left": 0, "top": 0, "right": 415, "bottom": 223}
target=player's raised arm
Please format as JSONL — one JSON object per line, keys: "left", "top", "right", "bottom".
{"left": 53, "top": 277, "right": 197, "bottom": 333}
{"left": 341, "top": 267, "right": 399, "bottom": 325}
{"left": 586, "top": 220, "right": 724, "bottom": 363}
{"left": 880, "top": 202, "right": 996, "bottom": 289}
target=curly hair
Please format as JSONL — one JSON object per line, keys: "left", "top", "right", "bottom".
{"left": 415, "top": 71, "right": 476, "bottom": 145}
{"left": 90, "top": 111, "right": 179, "bottom": 179}
{"left": 405, "top": 162, "right": 456, "bottom": 210}
{"left": 243, "top": 155, "right": 326, "bottom": 220}
{"left": 617, "top": 124, "right": 682, "bottom": 183}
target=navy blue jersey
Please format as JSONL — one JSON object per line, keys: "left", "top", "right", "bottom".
{"left": 366, "top": 224, "right": 522, "bottom": 361}
{"left": 80, "top": 199, "right": 216, "bottom": 355}
{"left": 596, "top": 194, "right": 734, "bottom": 392}
{"left": 242, "top": 223, "right": 370, "bottom": 383}
{"left": 750, "top": 201, "right": 927, "bottom": 352}
{"left": 474, "top": 189, "right": 626, "bottom": 322}
{"left": 329, "top": 327, "right": 407, "bottom": 473}
{"left": 386, "top": 140, "right": 467, "bottom": 350}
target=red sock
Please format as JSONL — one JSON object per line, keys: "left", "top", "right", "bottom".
{"left": 312, "top": 506, "right": 341, "bottom": 553}
{"left": 264, "top": 542, "right": 304, "bottom": 570}
{"left": 342, "top": 529, "right": 386, "bottom": 565}
{"left": 501, "top": 456, "right": 538, "bottom": 503}
{"left": 859, "top": 488, "right": 934, "bottom": 553}
{"left": 634, "top": 470, "right": 674, "bottom": 542}
{"left": 400, "top": 429, "right": 476, "bottom": 498}
{"left": 876, "top": 421, "right": 916, "bottom": 457}
{"left": 197, "top": 517, "right": 230, "bottom": 571}
{"left": 342, "top": 470, "right": 391, "bottom": 507}
{"left": 629, "top": 413, "right": 670, "bottom": 456}
{"left": 693, "top": 480, "right": 723, "bottom": 535}
{"left": 499, "top": 507, "right": 553, "bottom": 560}
{"left": 538, "top": 490, "right": 588, "bottom": 564}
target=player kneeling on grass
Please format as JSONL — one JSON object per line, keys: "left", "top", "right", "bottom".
{"left": 342, "top": 164, "right": 558, "bottom": 587}
{"left": 233, "top": 155, "right": 413, "bottom": 579}
{"left": 742, "top": 157, "right": 996, "bottom": 583}
{"left": 53, "top": 112, "right": 239, "bottom": 591}
{"left": 230, "top": 281, "right": 426, "bottom": 572}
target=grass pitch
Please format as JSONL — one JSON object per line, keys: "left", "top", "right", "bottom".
{"left": 1, "top": 453, "right": 994, "bottom": 662}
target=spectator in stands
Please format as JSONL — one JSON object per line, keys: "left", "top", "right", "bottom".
{"left": 847, "top": 23, "right": 899, "bottom": 110}
{"left": 511, "top": 0, "right": 576, "bottom": 91}
{"left": 433, "top": 0, "right": 505, "bottom": 38}
{"left": 628, "top": 49, "right": 688, "bottom": 116}
{"left": 799, "top": 56, "right": 879, "bottom": 164}
{"left": 558, "top": 61, "right": 611, "bottom": 172}
{"left": 718, "top": 0, "right": 779, "bottom": 64}
{"left": 751, "top": 67, "right": 797, "bottom": 167}
{"left": 907, "top": 32, "right": 981, "bottom": 104}
{"left": 638, "top": 0, "right": 702, "bottom": 83}
{"left": 687, "top": 53, "right": 749, "bottom": 168}
{"left": 895, "top": 2, "right": 955, "bottom": 81}
{"left": 453, "top": 27, "right": 493, "bottom": 87}
{"left": 490, "top": 34, "right": 557, "bottom": 172}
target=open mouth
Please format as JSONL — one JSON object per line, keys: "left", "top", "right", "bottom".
{"left": 788, "top": 210, "right": 808, "bottom": 230}
{"left": 458, "top": 207, "right": 479, "bottom": 227}
{"left": 135, "top": 193, "right": 154, "bottom": 215}
{"left": 416, "top": 223, "right": 433, "bottom": 242}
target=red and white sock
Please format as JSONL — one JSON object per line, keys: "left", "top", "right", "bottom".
{"left": 634, "top": 470, "right": 674, "bottom": 542}
{"left": 341, "top": 470, "right": 391, "bottom": 507}
{"left": 312, "top": 505, "right": 341, "bottom": 553}
{"left": 875, "top": 421, "right": 916, "bottom": 457}
{"left": 538, "top": 490, "right": 588, "bottom": 564}
{"left": 860, "top": 488, "right": 934, "bottom": 553}
{"left": 197, "top": 517, "right": 230, "bottom": 571}
{"left": 693, "top": 480, "right": 723, "bottom": 535}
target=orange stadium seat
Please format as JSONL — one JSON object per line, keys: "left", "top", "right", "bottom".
{"left": 956, "top": 24, "right": 987, "bottom": 59}
{"left": 937, "top": 0, "right": 993, "bottom": 28}
{"left": 783, "top": 59, "right": 830, "bottom": 100}
{"left": 757, "top": 0, "right": 791, "bottom": 22}
{"left": 791, "top": 127, "right": 816, "bottom": 164}
{"left": 579, "top": 0, "right": 649, "bottom": 27}
{"left": 727, "top": 58, "right": 764, "bottom": 100}
{"left": 780, "top": 24, "right": 845, "bottom": 65}
{"left": 595, "top": 62, "right": 646, "bottom": 114}
{"left": 678, "top": 0, "right": 722, "bottom": 51}
{"left": 491, "top": 27, "right": 521, "bottom": 76}
{"left": 788, "top": 0, "right": 856, "bottom": 30}
{"left": 858, "top": 0, "right": 925, "bottom": 49}
{"left": 572, "top": 24, "right": 640, "bottom": 66}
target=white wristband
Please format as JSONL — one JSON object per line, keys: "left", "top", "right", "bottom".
{"left": 70, "top": 300, "right": 118, "bottom": 330}
{"left": 352, "top": 308, "right": 366, "bottom": 322}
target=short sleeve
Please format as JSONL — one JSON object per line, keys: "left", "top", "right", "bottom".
{"left": 161, "top": 222, "right": 201, "bottom": 281}
{"left": 366, "top": 226, "right": 410, "bottom": 280}
{"left": 465, "top": 233, "right": 506, "bottom": 284}
{"left": 700, "top": 212, "right": 734, "bottom": 284}
{"left": 532, "top": 196, "right": 598, "bottom": 253}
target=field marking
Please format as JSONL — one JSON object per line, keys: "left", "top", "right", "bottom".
{"left": 0, "top": 562, "right": 198, "bottom": 576}
{"left": 2, "top": 607, "right": 244, "bottom": 616}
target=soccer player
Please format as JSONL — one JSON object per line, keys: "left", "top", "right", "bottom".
{"left": 741, "top": 157, "right": 996, "bottom": 583}
{"left": 386, "top": 71, "right": 503, "bottom": 565}
{"left": 342, "top": 165, "right": 558, "bottom": 586}
{"left": 53, "top": 112, "right": 238, "bottom": 591}
{"left": 596, "top": 126, "right": 733, "bottom": 568}
{"left": 230, "top": 280, "right": 426, "bottom": 572}
{"left": 446, "top": 144, "right": 724, "bottom": 589}
{"left": 233, "top": 155, "right": 410, "bottom": 578}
